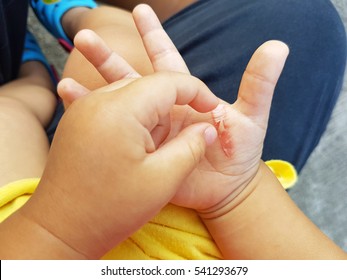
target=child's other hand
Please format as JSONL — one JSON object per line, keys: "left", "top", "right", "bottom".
{"left": 22, "top": 72, "right": 218, "bottom": 259}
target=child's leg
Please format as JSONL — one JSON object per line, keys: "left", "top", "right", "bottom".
{"left": 62, "top": 6, "right": 154, "bottom": 88}
{"left": 33, "top": 1, "right": 194, "bottom": 88}
{"left": 0, "top": 61, "right": 56, "bottom": 187}
{"left": 98, "top": 0, "right": 197, "bottom": 22}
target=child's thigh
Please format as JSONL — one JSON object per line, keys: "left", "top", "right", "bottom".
{"left": 99, "top": 0, "right": 197, "bottom": 22}
{"left": 62, "top": 6, "right": 154, "bottom": 89}
{"left": 0, "top": 97, "right": 50, "bottom": 187}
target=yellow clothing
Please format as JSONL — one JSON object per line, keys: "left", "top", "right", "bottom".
{"left": 265, "top": 160, "right": 297, "bottom": 190}
{"left": 103, "top": 204, "right": 221, "bottom": 260}
{"left": 0, "top": 161, "right": 296, "bottom": 260}
{"left": 0, "top": 178, "right": 39, "bottom": 223}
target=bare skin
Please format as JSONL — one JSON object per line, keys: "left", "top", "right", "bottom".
{"left": 99, "top": 0, "right": 197, "bottom": 22}
{"left": 0, "top": 61, "right": 56, "bottom": 187}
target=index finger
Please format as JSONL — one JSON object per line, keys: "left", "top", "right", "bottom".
{"left": 133, "top": 4, "right": 190, "bottom": 73}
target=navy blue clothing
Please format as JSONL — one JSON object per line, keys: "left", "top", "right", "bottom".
{"left": 163, "top": 0, "right": 347, "bottom": 171}
{"left": 1, "top": 0, "right": 346, "bottom": 172}
{"left": 0, "top": 0, "right": 28, "bottom": 85}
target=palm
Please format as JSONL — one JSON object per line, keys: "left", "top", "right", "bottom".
{"left": 166, "top": 100, "right": 266, "bottom": 210}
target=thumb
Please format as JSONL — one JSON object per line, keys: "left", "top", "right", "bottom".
{"left": 148, "top": 123, "right": 217, "bottom": 190}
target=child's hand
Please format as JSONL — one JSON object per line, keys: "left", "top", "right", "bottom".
{"left": 58, "top": 5, "right": 289, "bottom": 215}
{"left": 171, "top": 42, "right": 289, "bottom": 216}
{"left": 22, "top": 72, "right": 218, "bottom": 259}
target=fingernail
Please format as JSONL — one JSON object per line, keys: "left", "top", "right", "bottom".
{"left": 204, "top": 126, "right": 218, "bottom": 145}
{"left": 212, "top": 104, "right": 225, "bottom": 124}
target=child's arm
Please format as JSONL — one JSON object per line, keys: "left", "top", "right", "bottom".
{"left": 201, "top": 161, "right": 347, "bottom": 259}
{"left": 194, "top": 40, "right": 346, "bottom": 259}
{"left": 0, "top": 211, "right": 87, "bottom": 259}
{"left": 0, "top": 72, "right": 218, "bottom": 259}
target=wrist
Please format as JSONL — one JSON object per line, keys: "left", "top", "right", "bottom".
{"left": 199, "top": 162, "right": 347, "bottom": 259}
{"left": 198, "top": 161, "right": 281, "bottom": 259}
{"left": 198, "top": 161, "right": 264, "bottom": 220}
{"left": 20, "top": 179, "right": 107, "bottom": 259}
{"left": 0, "top": 210, "right": 86, "bottom": 259}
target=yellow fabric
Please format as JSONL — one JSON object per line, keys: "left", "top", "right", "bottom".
{"left": 265, "top": 160, "right": 298, "bottom": 189}
{"left": 0, "top": 178, "right": 39, "bottom": 223}
{"left": 103, "top": 204, "right": 221, "bottom": 259}
{"left": 0, "top": 160, "right": 297, "bottom": 259}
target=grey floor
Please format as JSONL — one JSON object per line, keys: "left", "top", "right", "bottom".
{"left": 28, "top": 0, "right": 347, "bottom": 252}
{"left": 289, "top": 0, "right": 347, "bottom": 251}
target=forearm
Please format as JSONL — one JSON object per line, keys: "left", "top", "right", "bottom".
{"left": 0, "top": 211, "right": 86, "bottom": 260}
{"left": 201, "top": 161, "right": 347, "bottom": 260}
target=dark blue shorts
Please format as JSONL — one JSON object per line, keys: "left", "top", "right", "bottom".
{"left": 0, "top": 0, "right": 28, "bottom": 84}
{"left": 2, "top": 0, "right": 346, "bottom": 172}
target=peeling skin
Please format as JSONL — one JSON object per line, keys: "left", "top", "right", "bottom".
{"left": 212, "top": 104, "right": 233, "bottom": 157}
